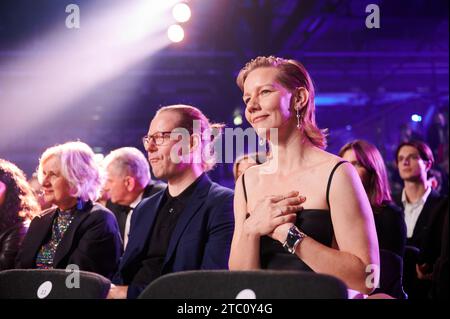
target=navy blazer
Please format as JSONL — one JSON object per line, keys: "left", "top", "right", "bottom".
{"left": 16, "top": 202, "right": 122, "bottom": 279}
{"left": 113, "top": 174, "right": 234, "bottom": 299}
{"left": 106, "top": 182, "right": 167, "bottom": 244}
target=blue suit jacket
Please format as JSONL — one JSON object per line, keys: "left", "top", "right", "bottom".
{"left": 112, "top": 174, "right": 234, "bottom": 298}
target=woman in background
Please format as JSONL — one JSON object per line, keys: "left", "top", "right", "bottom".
{"left": 0, "top": 159, "right": 40, "bottom": 270}
{"left": 339, "top": 140, "right": 407, "bottom": 299}
{"left": 339, "top": 140, "right": 406, "bottom": 257}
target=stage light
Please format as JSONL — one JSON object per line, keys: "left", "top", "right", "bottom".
{"left": 172, "top": 2, "right": 191, "bottom": 23}
{"left": 411, "top": 114, "right": 422, "bottom": 122}
{"left": 94, "top": 152, "right": 105, "bottom": 162}
{"left": 167, "top": 24, "right": 184, "bottom": 43}
{"left": 0, "top": 0, "right": 179, "bottom": 142}
{"left": 233, "top": 109, "right": 243, "bottom": 126}
{"left": 233, "top": 114, "right": 243, "bottom": 126}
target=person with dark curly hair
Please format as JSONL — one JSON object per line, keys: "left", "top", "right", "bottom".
{"left": 0, "top": 159, "right": 40, "bottom": 270}
{"left": 339, "top": 140, "right": 406, "bottom": 258}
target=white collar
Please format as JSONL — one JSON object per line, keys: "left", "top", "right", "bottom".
{"left": 129, "top": 191, "right": 144, "bottom": 209}
{"left": 402, "top": 186, "right": 432, "bottom": 205}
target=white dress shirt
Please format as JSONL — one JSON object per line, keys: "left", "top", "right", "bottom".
{"left": 402, "top": 187, "right": 432, "bottom": 238}
{"left": 123, "top": 192, "right": 144, "bottom": 249}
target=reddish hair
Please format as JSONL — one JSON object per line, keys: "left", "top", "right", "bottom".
{"left": 157, "top": 104, "right": 225, "bottom": 172}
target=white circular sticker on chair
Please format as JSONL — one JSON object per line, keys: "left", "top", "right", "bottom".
{"left": 37, "top": 281, "right": 52, "bottom": 299}
{"left": 235, "top": 289, "right": 256, "bottom": 299}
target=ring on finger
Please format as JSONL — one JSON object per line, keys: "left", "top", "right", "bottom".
{"left": 276, "top": 207, "right": 281, "bottom": 215}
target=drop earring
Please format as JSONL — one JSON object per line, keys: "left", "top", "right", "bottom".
{"left": 296, "top": 108, "right": 301, "bottom": 129}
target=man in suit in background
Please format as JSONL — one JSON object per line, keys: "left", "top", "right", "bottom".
{"left": 108, "top": 105, "right": 234, "bottom": 299}
{"left": 103, "top": 147, "right": 166, "bottom": 250}
{"left": 394, "top": 140, "right": 448, "bottom": 298}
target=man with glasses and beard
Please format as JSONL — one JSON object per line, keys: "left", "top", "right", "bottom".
{"left": 108, "top": 105, "right": 234, "bottom": 299}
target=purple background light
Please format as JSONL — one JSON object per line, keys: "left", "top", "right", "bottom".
{"left": 0, "top": 0, "right": 448, "bottom": 191}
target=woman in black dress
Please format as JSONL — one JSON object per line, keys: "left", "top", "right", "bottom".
{"left": 229, "top": 56, "right": 379, "bottom": 295}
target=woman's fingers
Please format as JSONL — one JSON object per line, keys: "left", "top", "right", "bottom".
{"left": 250, "top": 192, "right": 305, "bottom": 236}
{"left": 269, "top": 191, "right": 299, "bottom": 203}
{"left": 270, "top": 192, "right": 306, "bottom": 205}
{"left": 268, "top": 195, "right": 286, "bottom": 203}
{"left": 275, "top": 205, "right": 304, "bottom": 216}
{"left": 272, "top": 213, "right": 297, "bottom": 226}
{"left": 280, "top": 196, "right": 306, "bottom": 206}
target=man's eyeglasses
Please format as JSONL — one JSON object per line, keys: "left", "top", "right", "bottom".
{"left": 142, "top": 132, "right": 172, "bottom": 148}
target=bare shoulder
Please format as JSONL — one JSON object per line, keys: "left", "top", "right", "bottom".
{"left": 330, "top": 156, "right": 360, "bottom": 184}
{"left": 234, "top": 162, "right": 270, "bottom": 208}
{"left": 241, "top": 162, "right": 265, "bottom": 186}
{"left": 312, "top": 148, "right": 347, "bottom": 172}
{"left": 324, "top": 150, "right": 366, "bottom": 197}
{"left": 234, "top": 171, "right": 251, "bottom": 219}
{"left": 306, "top": 149, "right": 361, "bottom": 192}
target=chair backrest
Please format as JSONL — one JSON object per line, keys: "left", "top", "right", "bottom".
{"left": 138, "top": 270, "right": 348, "bottom": 299}
{"left": 404, "top": 245, "right": 420, "bottom": 265}
{"left": 372, "top": 249, "right": 407, "bottom": 299}
{"left": 0, "top": 269, "right": 111, "bottom": 299}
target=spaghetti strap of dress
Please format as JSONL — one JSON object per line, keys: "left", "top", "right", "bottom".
{"left": 241, "top": 172, "right": 248, "bottom": 203}
{"left": 326, "top": 161, "right": 348, "bottom": 210}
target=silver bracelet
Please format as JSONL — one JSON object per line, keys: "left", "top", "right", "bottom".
{"left": 282, "top": 225, "right": 307, "bottom": 254}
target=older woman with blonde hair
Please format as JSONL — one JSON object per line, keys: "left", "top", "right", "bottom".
{"left": 16, "top": 141, "right": 122, "bottom": 279}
